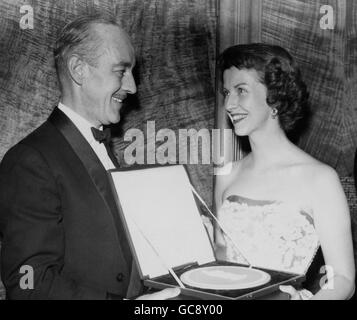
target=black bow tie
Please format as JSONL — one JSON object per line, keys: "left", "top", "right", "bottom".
{"left": 91, "top": 127, "right": 111, "bottom": 144}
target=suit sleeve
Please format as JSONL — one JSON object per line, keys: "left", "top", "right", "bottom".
{"left": 0, "top": 144, "right": 109, "bottom": 299}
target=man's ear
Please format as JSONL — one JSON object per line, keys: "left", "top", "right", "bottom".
{"left": 67, "top": 54, "right": 87, "bottom": 85}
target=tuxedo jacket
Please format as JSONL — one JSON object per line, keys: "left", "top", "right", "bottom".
{"left": 0, "top": 107, "right": 141, "bottom": 299}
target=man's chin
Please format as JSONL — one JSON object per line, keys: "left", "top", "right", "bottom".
{"left": 106, "top": 107, "right": 122, "bottom": 125}
{"left": 108, "top": 115, "right": 121, "bottom": 125}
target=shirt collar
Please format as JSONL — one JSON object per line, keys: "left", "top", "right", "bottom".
{"left": 58, "top": 102, "right": 103, "bottom": 145}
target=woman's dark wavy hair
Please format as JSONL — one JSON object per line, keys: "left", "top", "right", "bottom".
{"left": 218, "top": 43, "right": 309, "bottom": 133}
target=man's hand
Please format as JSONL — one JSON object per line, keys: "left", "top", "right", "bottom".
{"left": 135, "top": 287, "right": 181, "bottom": 300}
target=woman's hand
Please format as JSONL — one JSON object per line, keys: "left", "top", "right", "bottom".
{"left": 279, "top": 285, "right": 313, "bottom": 300}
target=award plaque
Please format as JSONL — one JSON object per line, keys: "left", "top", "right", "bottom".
{"left": 108, "top": 165, "right": 305, "bottom": 300}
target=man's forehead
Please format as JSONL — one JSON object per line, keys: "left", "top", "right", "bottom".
{"left": 105, "top": 45, "right": 135, "bottom": 67}
{"left": 93, "top": 24, "right": 135, "bottom": 66}
{"left": 93, "top": 23, "right": 130, "bottom": 44}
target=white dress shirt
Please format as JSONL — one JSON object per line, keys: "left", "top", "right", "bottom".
{"left": 58, "top": 102, "right": 116, "bottom": 171}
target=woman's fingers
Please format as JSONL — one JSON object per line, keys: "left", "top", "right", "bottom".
{"left": 279, "top": 285, "right": 301, "bottom": 300}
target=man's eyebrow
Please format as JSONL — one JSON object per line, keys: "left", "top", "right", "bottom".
{"left": 113, "top": 62, "right": 133, "bottom": 68}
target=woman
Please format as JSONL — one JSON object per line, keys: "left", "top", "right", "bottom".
{"left": 214, "top": 43, "right": 355, "bottom": 300}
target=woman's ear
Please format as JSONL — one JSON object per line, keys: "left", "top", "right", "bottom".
{"left": 271, "top": 107, "right": 279, "bottom": 119}
{"left": 67, "top": 54, "right": 86, "bottom": 85}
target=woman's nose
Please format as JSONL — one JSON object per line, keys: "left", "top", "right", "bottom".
{"left": 224, "top": 95, "right": 237, "bottom": 112}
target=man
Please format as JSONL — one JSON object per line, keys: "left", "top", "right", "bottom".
{"left": 0, "top": 14, "right": 179, "bottom": 300}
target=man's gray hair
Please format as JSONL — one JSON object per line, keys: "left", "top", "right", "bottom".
{"left": 54, "top": 14, "right": 120, "bottom": 81}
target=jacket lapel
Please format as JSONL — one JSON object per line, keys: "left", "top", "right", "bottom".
{"left": 48, "top": 107, "right": 132, "bottom": 268}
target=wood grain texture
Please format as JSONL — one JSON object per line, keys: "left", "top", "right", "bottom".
{"left": 217, "top": 0, "right": 357, "bottom": 176}
{"left": 112, "top": 0, "right": 216, "bottom": 208}
{"left": 344, "top": 0, "right": 357, "bottom": 175}
{"left": 217, "top": 0, "right": 263, "bottom": 163}
{"left": 219, "top": 0, "right": 261, "bottom": 51}
{"left": 261, "top": 0, "right": 357, "bottom": 177}
{"left": 0, "top": 0, "right": 216, "bottom": 208}
{"left": 218, "top": 0, "right": 357, "bottom": 176}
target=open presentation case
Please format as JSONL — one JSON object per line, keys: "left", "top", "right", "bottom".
{"left": 108, "top": 165, "right": 305, "bottom": 300}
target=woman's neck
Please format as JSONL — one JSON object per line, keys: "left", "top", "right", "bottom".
{"left": 247, "top": 125, "right": 293, "bottom": 169}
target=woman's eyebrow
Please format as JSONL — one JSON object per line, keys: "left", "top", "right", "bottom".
{"left": 223, "top": 82, "right": 248, "bottom": 91}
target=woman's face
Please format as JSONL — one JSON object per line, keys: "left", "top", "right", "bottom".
{"left": 223, "top": 66, "right": 273, "bottom": 137}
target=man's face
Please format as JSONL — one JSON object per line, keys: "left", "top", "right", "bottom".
{"left": 81, "top": 24, "right": 136, "bottom": 127}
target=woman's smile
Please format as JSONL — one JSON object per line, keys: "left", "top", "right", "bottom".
{"left": 227, "top": 112, "right": 249, "bottom": 124}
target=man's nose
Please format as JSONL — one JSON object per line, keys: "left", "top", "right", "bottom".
{"left": 122, "top": 72, "right": 137, "bottom": 94}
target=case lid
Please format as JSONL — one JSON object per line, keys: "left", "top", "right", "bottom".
{"left": 108, "top": 165, "right": 216, "bottom": 279}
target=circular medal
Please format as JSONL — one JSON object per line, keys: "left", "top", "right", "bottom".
{"left": 180, "top": 265, "right": 271, "bottom": 290}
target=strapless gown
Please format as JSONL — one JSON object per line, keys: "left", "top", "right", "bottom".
{"left": 218, "top": 195, "right": 320, "bottom": 276}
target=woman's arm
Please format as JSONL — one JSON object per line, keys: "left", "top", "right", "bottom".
{"left": 311, "top": 166, "right": 355, "bottom": 299}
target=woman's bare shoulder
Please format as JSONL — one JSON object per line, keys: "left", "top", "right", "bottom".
{"left": 292, "top": 150, "right": 344, "bottom": 209}
{"left": 293, "top": 149, "right": 339, "bottom": 182}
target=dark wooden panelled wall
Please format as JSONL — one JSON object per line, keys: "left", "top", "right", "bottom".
{"left": 217, "top": 0, "right": 357, "bottom": 177}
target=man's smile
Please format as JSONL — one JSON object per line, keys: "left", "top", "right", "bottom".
{"left": 112, "top": 92, "right": 127, "bottom": 104}
{"left": 112, "top": 96, "right": 122, "bottom": 103}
